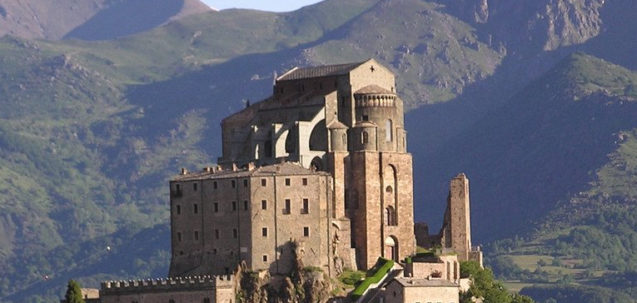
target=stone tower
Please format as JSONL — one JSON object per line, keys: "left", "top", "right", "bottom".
{"left": 440, "top": 173, "right": 472, "bottom": 261}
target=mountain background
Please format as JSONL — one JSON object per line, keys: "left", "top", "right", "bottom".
{"left": 0, "top": 0, "right": 636, "bottom": 302}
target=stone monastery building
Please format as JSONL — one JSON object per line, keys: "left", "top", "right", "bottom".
{"left": 95, "top": 59, "right": 482, "bottom": 303}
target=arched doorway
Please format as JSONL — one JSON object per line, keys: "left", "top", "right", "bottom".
{"left": 384, "top": 236, "right": 399, "bottom": 261}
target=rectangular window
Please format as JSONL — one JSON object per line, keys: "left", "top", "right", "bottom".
{"left": 215, "top": 229, "right": 219, "bottom": 239}
{"left": 194, "top": 204, "right": 198, "bottom": 214}
{"left": 231, "top": 180, "right": 236, "bottom": 188}
{"left": 262, "top": 227, "right": 268, "bottom": 237}
{"left": 261, "top": 178, "right": 267, "bottom": 186}
{"left": 303, "top": 227, "right": 309, "bottom": 237}
{"left": 177, "top": 232, "right": 182, "bottom": 242}
{"left": 213, "top": 181, "right": 218, "bottom": 189}
{"left": 193, "top": 183, "right": 198, "bottom": 191}
{"left": 244, "top": 200, "right": 249, "bottom": 211}
{"left": 176, "top": 205, "right": 181, "bottom": 215}
{"left": 262, "top": 255, "right": 268, "bottom": 262}
{"left": 232, "top": 201, "right": 237, "bottom": 211}
{"left": 362, "top": 114, "right": 369, "bottom": 121}
{"left": 244, "top": 179, "right": 248, "bottom": 187}
{"left": 302, "top": 178, "right": 307, "bottom": 186}
{"left": 214, "top": 203, "right": 218, "bottom": 212}
{"left": 283, "top": 199, "right": 291, "bottom": 214}
{"left": 213, "top": 248, "right": 217, "bottom": 254}
{"left": 261, "top": 200, "right": 267, "bottom": 210}
{"left": 233, "top": 229, "right": 238, "bottom": 238}
{"left": 194, "top": 231, "right": 199, "bottom": 241}
{"left": 301, "top": 199, "right": 309, "bottom": 214}
{"left": 285, "top": 178, "right": 290, "bottom": 186}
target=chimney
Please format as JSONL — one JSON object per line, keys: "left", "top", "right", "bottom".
{"left": 232, "top": 163, "right": 238, "bottom": 171}
{"left": 248, "top": 162, "right": 255, "bottom": 171}
{"left": 180, "top": 168, "right": 188, "bottom": 175}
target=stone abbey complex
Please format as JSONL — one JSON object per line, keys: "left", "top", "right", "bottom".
{"left": 87, "top": 59, "right": 482, "bottom": 303}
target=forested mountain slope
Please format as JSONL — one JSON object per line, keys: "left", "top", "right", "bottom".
{"left": 0, "top": 0, "right": 636, "bottom": 301}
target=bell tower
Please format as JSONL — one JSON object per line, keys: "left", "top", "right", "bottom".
{"left": 343, "top": 81, "right": 415, "bottom": 270}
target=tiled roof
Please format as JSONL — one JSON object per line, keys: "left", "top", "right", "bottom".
{"left": 277, "top": 60, "right": 368, "bottom": 81}
{"left": 355, "top": 84, "right": 394, "bottom": 95}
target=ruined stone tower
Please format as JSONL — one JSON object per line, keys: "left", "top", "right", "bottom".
{"left": 440, "top": 173, "right": 481, "bottom": 264}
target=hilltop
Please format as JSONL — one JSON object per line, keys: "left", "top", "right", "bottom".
{"left": 0, "top": 0, "right": 210, "bottom": 40}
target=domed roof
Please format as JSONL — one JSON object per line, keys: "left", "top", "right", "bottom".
{"left": 354, "top": 85, "right": 394, "bottom": 95}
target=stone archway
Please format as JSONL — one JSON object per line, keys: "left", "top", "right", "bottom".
{"left": 384, "top": 236, "right": 399, "bottom": 261}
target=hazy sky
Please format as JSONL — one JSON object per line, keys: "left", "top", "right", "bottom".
{"left": 201, "top": 0, "right": 323, "bottom": 12}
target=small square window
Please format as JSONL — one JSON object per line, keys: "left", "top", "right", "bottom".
{"left": 303, "top": 227, "right": 309, "bottom": 237}
{"left": 244, "top": 200, "right": 249, "bottom": 210}
{"left": 362, "top": 114, "right": 369, "bottom": 121}
{"left": 194, "top": 204, "right": 198, "bottom": 214}
{"left": 231, "top": 180, "right": 236, "bottom": 188}
{"left": 176, "top": 205, "right": 181, "bottom": 215}
{"left": 232, "top": 201, "right": 237, "bottom": 211}
{"left": 262, "top": 255, "right": 268, "bottom": 262}
{"left": 214, "top": 203, "right": 219, "bottom": 212}
{"left": 194, "top": 231, "right": 199, "bottom": 241}
{"left": 261, "top": 179, "right": 267, "bottom": 186}
{"left": 233, "top": 229, "right": 238, "bottom": 238}
{"left": 193, "top": 183, "right": 198, "bottom": 191}
{"left": 213, "top": 181, "right": 217, "bottom": 189}
{"left": 244, "top": 179, "right": 248, "bottom": 187}
{"left": 262, "top": 227, "right": 268, "bottom": 237}
{"left": 285, "top": 178, "right": 290, "bottom": 186}
{"left": 213, "top": 248, "right": 217, "bottom": 254}
{"left": 177, "top": 232, "right": 182, "bottom": 242}
{"left": 302, "top": 178, "right": 308, "bottom": 186}
{"left": 261, "top": 200, "right": 267, "bottom": 210}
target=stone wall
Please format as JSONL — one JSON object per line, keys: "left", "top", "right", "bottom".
{"left": 100, "top": 275, "right": 234, "bottom": 303}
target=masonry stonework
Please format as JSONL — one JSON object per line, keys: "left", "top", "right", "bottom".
{"left": 93, "top": 59, "right": 482, "bottom": 302}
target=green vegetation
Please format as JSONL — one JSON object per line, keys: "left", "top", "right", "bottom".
{"left": 350, "top": 258, "right": 394, "bottom": 300}
{"left": 460, "top": 261, "right": 534, "bottom": 303}
{"left": 338, "top": 269, "right": 365, "bottom": 286}
{"left": 64, "top": 280, "right": 84, "bottom": 303}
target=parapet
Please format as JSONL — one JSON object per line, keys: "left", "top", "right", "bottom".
{"left": 100, "top": 275, "right": 234, "bottom": 295}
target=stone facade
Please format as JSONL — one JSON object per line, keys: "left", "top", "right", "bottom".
{"left": 169, "top": 162, "right": 343, "bottom": 277}
{"left": 383, "top": 278, "right": 460, "bottom": 303}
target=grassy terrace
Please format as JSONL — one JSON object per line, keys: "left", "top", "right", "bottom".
{"left": 349, "top": 258, "right": 395, "bottom": 300}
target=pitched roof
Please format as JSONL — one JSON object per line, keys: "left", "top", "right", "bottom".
{"left": 277, "top": 60, "right": 369, "bottom": 81}
{"left": 355, "top": 84, "right": 395, "bottom": 95}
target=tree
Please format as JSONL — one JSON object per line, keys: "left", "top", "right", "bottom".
{"left": 64, "top": 280, "right": 84, "bottom": 303}
{"left": 460, "top": 261, "right": 535, "bottom": 303}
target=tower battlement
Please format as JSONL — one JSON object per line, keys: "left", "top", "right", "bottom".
{"left": 100, "top": 275, "right": 234, "bottom": 295}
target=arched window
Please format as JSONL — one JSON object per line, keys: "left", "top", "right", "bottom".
{"left": 362, "top": 131, "right": 369, "bottom": 144}
{"left": 385, "top": 206, "right": 396, "bottom": 226}
{"left": 386, "top": 119, "right": 393, "bottom": 142}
